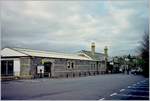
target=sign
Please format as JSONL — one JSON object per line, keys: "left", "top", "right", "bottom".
{"left": 37, "top": 65, "right": 44, "bottom": 73}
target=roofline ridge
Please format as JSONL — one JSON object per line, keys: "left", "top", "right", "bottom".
{"left": 13, "top": 47, "right": 80, "bottom": 56}
{"left": 11, "top": 48, "right": 31, "bottom": 56}
{"left": 82, "top": 50, "right": 104, "bottom": 54}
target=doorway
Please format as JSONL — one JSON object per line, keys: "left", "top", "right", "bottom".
{"left": 44, "top": 62, "right": 52, "bottom": 77}
{"left": 1, "top": 60, "right": 14, "bottom": 76}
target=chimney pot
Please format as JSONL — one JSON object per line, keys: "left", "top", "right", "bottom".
{"left": 91, "top": 42, "right": 95, "bottom": 55}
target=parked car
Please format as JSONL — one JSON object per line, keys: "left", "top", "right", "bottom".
{"left": 131, "top": 68, "right": 142, "bottom": 75}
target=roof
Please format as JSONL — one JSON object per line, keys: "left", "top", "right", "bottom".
{"left": 1, "top": 48, "right": 92, "bottom": 60}
{"left": 1, "top": 48, "right": 28, "bottom": 57}
{"left": 79, "top": 50, "right": 105, "bottom": 61}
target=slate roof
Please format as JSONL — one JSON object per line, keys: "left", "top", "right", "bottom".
{"left": 1, "top": 48, "right": 92, "bottom": 60}
{"left": 79, "top": 50, "right": 105, "bottom": 61}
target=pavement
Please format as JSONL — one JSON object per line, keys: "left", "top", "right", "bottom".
{"left": 1, "top": 74, "right": 149, "bottom": 100}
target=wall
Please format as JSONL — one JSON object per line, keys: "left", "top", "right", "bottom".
{"left": 29, "top": 57, "right": 106, "bottom": 78}
{"left": 30, "top": 57, "right": 55, "bottom": 77}
{"left": 53, "top": 59, "right": 106, "bottom": 78}
{"left": 1, "top": 57, "right": 106, "bottom": 78}
{"left": 20, "top": 57, "right": 31, "bottom": 76}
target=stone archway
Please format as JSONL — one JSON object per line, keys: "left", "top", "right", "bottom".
{"left": 42, "top": 59, "right": 55, "bottom": 78}
{"left": 44, "top": 62, "right": 52, "bottom": 77}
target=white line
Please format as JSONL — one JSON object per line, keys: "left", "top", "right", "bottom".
{"left": 99, "top": 98, "right": 105, "bottom": 100}
{"left": 142, "top": 80, "right": 147, "bottom": 82}
{"left": 140, "top": 80, "right": 146, "bottom": 83}
{"left": 120, "top": 89, "right": 125, "bottom": 92}
{"left": 140, "top": 82, "right": 148, "bottom": 84}
{"left": 140, "top": 83, "right": 149, "bottom": 85}
{"left": 128, "top": 86, "right": 131, "bottom": 88}
{"left": 132, "top": 84, "right": 137, "bottom": 86}
{"left": 126, "top": 89, "right": 149, "bottom": 93}
{"left": 136, "top": 84, "right": 149, "bottom": 86}
{"left": 133, "top": 86, "right": 149, "bottom": 88}
{"left": 110, "top": 93, "right": 117, "bottom": 96}
{"left": 128, "top": 86, "right": 149, "bottom": 89}
{"left": 116, "top": 94, "right": 149, "bottom": 98}
{"left": 136, "top": 82, "right": 141, "bottom": 84}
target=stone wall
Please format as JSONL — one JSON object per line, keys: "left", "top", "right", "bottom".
{"left": 30, "top": 57, "right": 42, "bottom": 78}
{"left": 53, "top": 59, "right": 106, "bottom": 78}
{"left": 27, "top": 57, "right": 106, "bottom": 78}
{"left": 20, "top": 57, "right": 31, "bottom": 77}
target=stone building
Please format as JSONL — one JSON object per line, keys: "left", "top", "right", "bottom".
{"left": 1, "top": 43, "right": 108, "bottom": 78}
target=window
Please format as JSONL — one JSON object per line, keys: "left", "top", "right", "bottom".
{"left": 67, "top": 61, "right": 75, "bottom": 69}
{"left": 1, "top": 60, "right": 7, "bottom": 75}
{"left": 67, "top": 61, "right": 70, "bottom": 68}
{"left": 71, "top": 62, "right": 74, "bottom": 68}
{"left": 8, "top": 61, "right": 13, "bottom": 75}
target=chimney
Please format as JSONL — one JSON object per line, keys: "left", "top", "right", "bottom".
{"left": 104, "top": 46, "right": 108, "bottom": 72}
{"left": 91, "top": 42, "right": 95, "bottom": 55}
{"left": 104, "top": 46, "right": 108, "bottom": 60}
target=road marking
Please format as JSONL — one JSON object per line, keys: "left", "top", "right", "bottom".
{"left": 132, "top": 84, "right": 137, "bottom": 86}
{"left": 128, "top": 86, "right": 131, "bottom": 88}
{"left": 140, "top": 80, "right": 146, "bottom": 83}
{"left": 128, "top": 86, "right": 149, "bottom": 89}
{"left": 136, "top": 82, "right": 141, "bottom": 84}
{"left": 136, "top": 84, "right": 149, "bottom": 86}
{"left": 133, "top": 86, "right": 149, "bottom": 88}
{"left": 126, "top": 89, "right": 149, "bottom": 93}
{"left": 110, "top": 93, "right": 117, "bottom": 96}
{"left": 140, "top": 81, "right": 148, "bottom": 83}
{"left": 120, "top": 89, "right": 125, "bottom": 92}
{"left": 140, "top": 83, "right": 149, "bottom": 85}
{"left": 116, "top": 94, "right": 149, "bottom": 98}
{"left": 141, "top": 81, "right": 146, "bottom": 83}
{"left": 99, "top": 98, "right": 105, "bottom": 100}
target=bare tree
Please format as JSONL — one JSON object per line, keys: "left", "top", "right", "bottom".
{"left": 140, "top": 30, "right": 149, "bottom": 77}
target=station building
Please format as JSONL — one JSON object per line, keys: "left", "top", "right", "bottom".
{"left": 1, "top": 43, "right": 108, "bottom": 78}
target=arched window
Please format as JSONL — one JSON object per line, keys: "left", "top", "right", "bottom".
{"left": 71, "top": 62, "right": 74, "bottom": 68}
{"left": 67, "top": 61, "right": 70, "bottom": 68}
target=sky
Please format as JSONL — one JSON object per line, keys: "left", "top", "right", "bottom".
{"left": 1, "top": 0, "right": 149, "bottom": 56}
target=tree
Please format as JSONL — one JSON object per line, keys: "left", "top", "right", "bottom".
{"left": 139, "top": 31, "right": 149, "bottom": 77}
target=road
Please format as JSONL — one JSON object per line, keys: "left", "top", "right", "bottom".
{"left": 1, "top": 74, "right": 149, "bottom": 100}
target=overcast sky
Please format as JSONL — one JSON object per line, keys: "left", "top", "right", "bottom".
{"left": 1, "top": 0, "right": 149, "bottom": 56}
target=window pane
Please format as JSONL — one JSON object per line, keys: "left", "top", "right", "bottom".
{"left": 7, "top": 60, "right": 14, "bottom": 76}
{"left": 1, "top": 61, "right": 7, "bottom": 76}
{"left": 71, "top": 63, "right": 74, "bottom": 68}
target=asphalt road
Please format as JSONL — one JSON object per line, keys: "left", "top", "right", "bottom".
{"left": 1, "top": 74, "right": 149, "bottom": 100}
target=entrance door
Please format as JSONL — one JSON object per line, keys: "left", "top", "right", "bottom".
{"left": 44, "top": 62, "right": 51, "bottom": 77}
{"left": 1, "top": 60, "right": 14, "bottom": 76}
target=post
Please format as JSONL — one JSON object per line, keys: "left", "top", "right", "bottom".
{"left": 104, "top": 46, "right": 108, "bottom": 73}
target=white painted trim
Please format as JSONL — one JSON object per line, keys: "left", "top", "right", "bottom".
{"left": 14, "top": 59, "right": 20, "bottom": 76}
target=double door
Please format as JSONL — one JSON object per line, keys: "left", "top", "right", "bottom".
{"left": 1, "top": 60, "right": 14, "bottom": 76}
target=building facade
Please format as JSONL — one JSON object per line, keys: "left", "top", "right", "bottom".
{"left": 1, "top": 43, "right": 108, "bottom": 78}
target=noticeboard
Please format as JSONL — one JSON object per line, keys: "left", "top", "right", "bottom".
{"left": 37, "top": 65, "right": 44, "bottom": 73}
